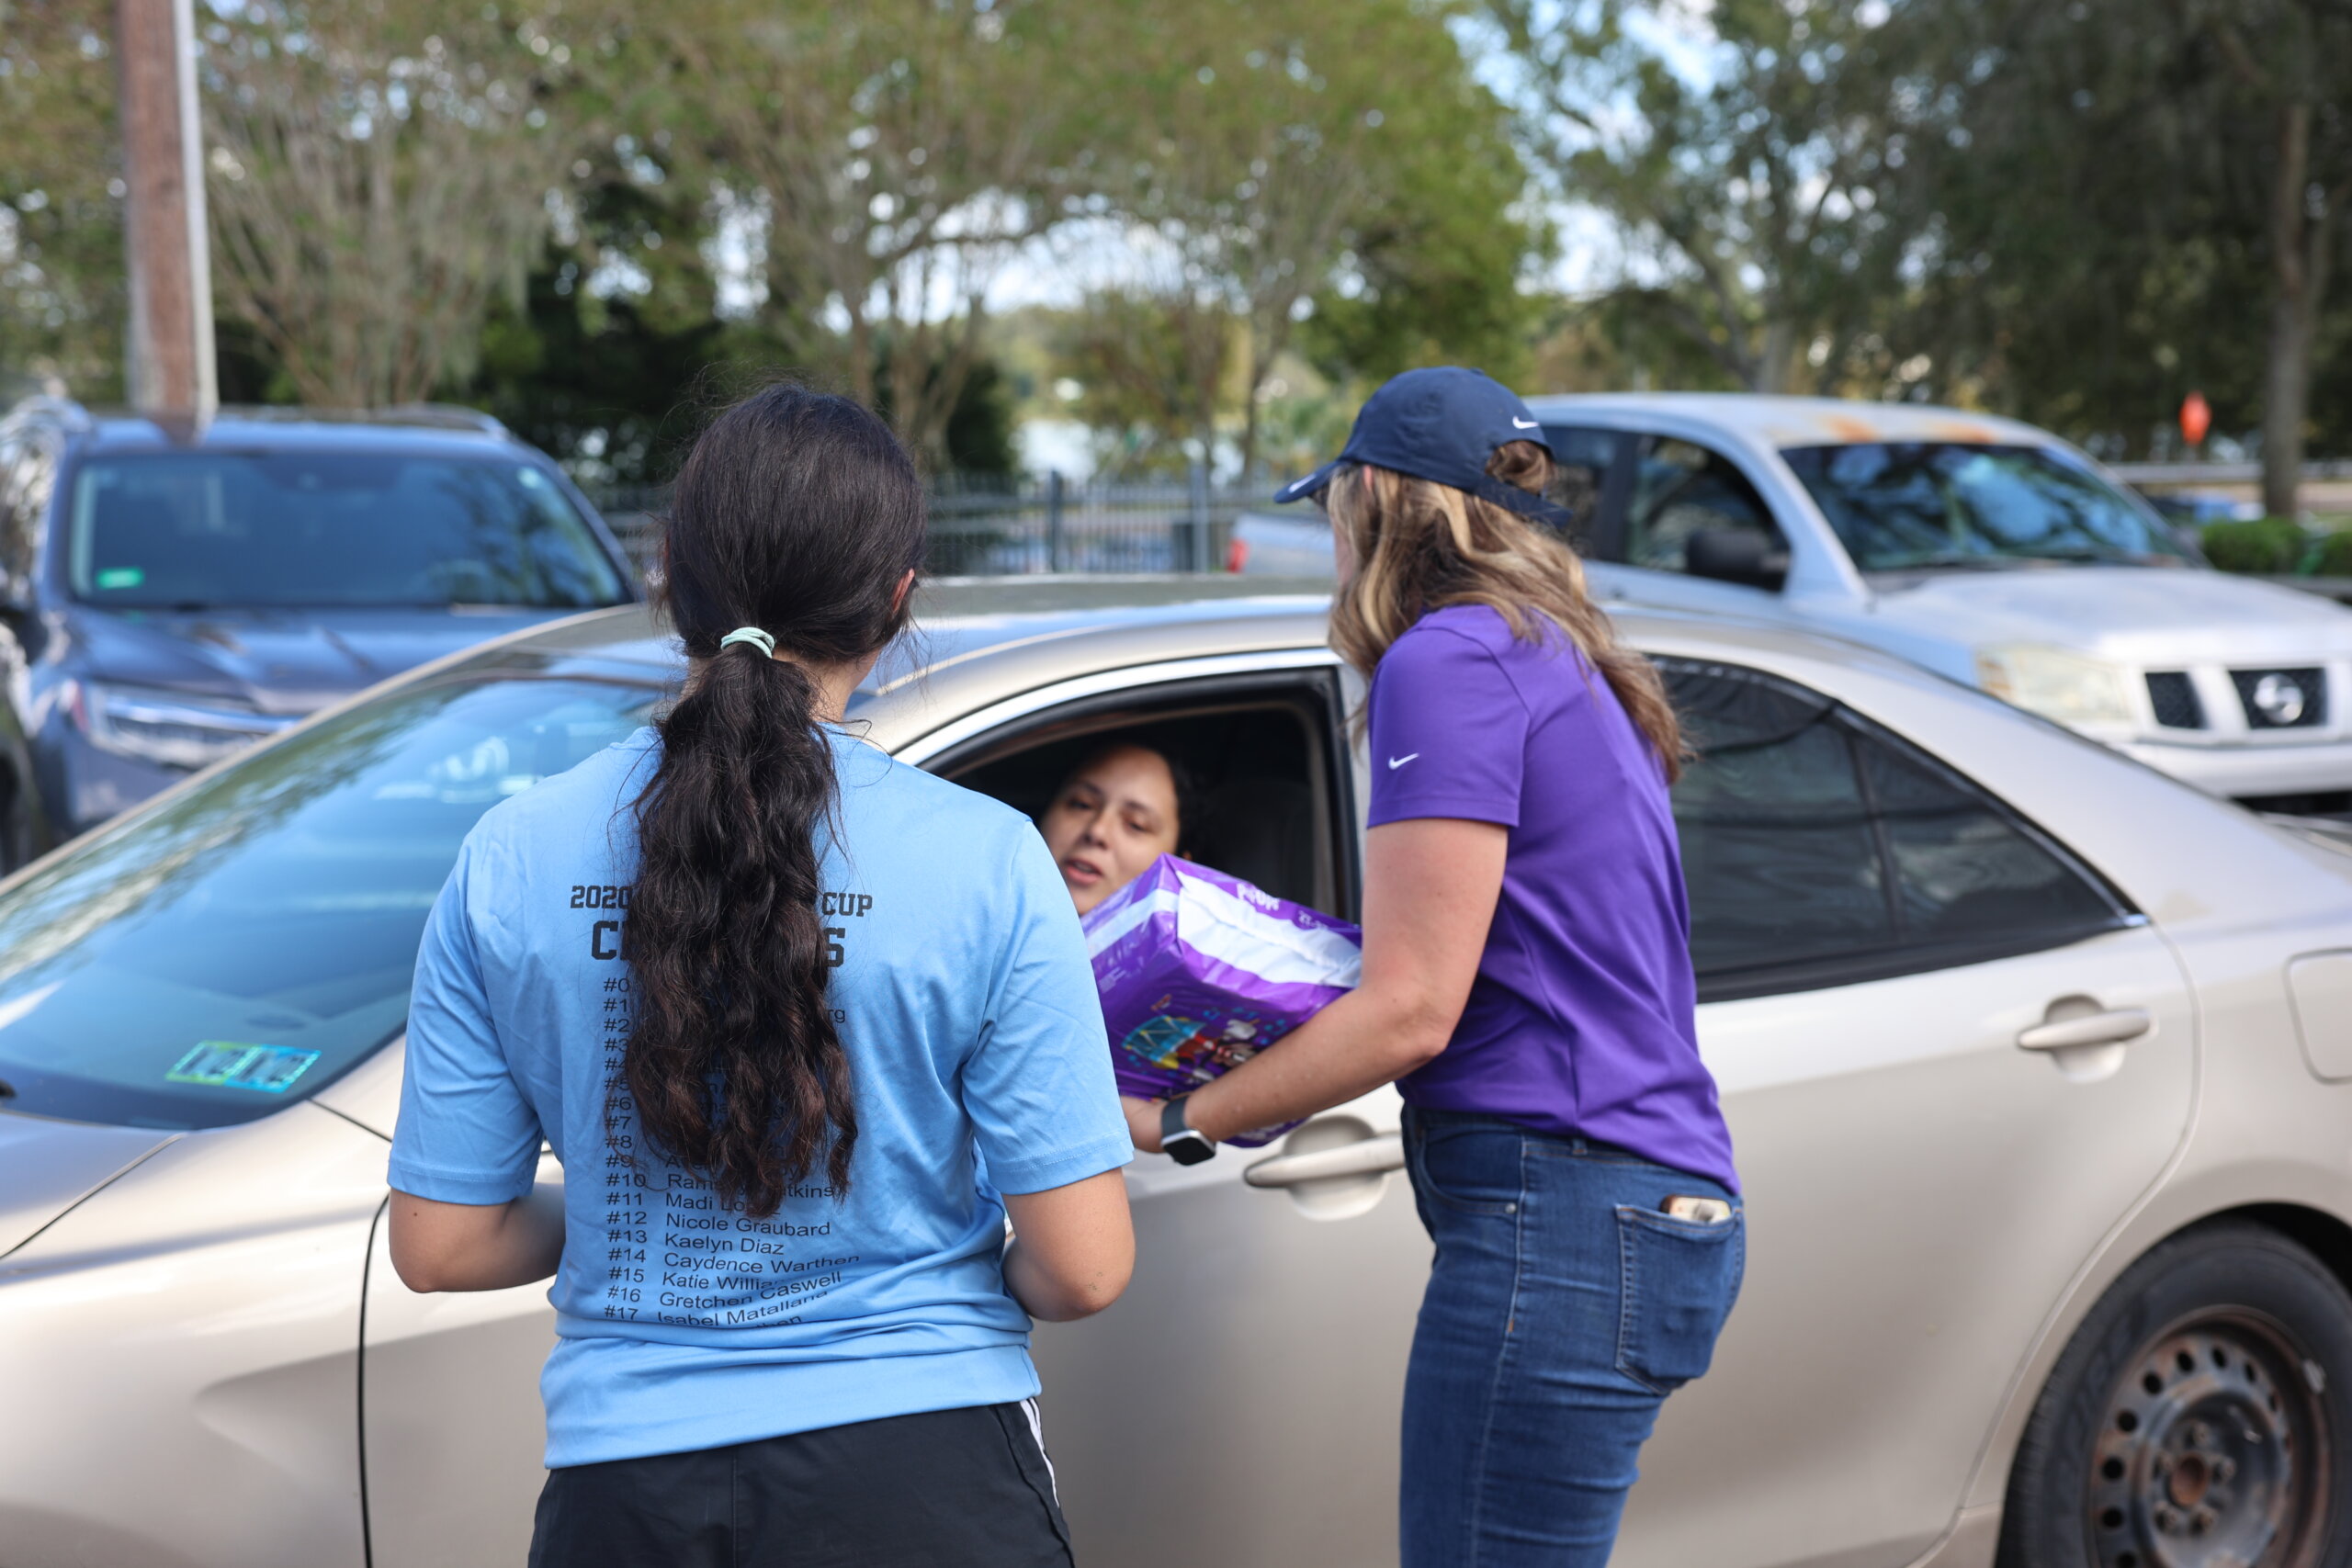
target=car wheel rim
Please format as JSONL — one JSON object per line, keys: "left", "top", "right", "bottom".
{"left": 2086, "top": 1311, "right": 2332, "bottom": 1568}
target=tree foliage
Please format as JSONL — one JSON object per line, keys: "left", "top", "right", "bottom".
{"left": 1486, "top": 0, "right": 1910, "bottom": 394}
{"left": 1868, "top": 0, "right": 2352, "bottom": 502}
{"left": 200, "top": 0, "right": 588, "bottom": 407}
{"left": 657, "top": 0, "right": 1098, "bottom": 470}
{"left": 21, "top": 0, "right": 2352, "bottom": 504}
{"left": 0, "top": 0, "right": 122, "bottom": 399}
{"left": 1478, "top": 0, "right": 2352, "bottom": 510}
{"left": 1058, "top": 0, "right": 1534, "bottom": 476}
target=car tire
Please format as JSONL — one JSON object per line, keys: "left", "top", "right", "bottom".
{"left": 1997, "top": 1220, "right": 2352, "bottom": 1568}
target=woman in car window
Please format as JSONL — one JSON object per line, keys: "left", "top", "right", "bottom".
{"left": 1039, "top": 741, "right": 1192, "bottom": 913}
{"left": 385, "top": 385, "right": 1135, "bottom": 1568}
{"left": 1122, "top": 367, "right": 1741, "bottom": 1568}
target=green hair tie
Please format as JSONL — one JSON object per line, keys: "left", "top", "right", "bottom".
{"left": 718, "top": 626, "right": 775, "bottom": 658}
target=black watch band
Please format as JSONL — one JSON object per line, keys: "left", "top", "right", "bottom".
{"left": 1160, "top": 1096, "right": 1217, "bottom": 1166}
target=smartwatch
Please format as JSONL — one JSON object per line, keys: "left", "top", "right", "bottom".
{"left": 1159, "top": 1096, "right": 1217, "bottom": 1166}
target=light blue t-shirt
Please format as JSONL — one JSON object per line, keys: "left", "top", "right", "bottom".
{"left": 389, "top": 727, "right": 1132, "bottom": 1468}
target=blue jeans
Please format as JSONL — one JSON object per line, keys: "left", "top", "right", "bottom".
{"left": 1399, "top": 1108, "right": 1744, "bottom": 1568}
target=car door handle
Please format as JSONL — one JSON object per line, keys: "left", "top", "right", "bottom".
{"left": 2017, "top": 1008, "right": 2154, "bottom": 1052}
{"left": 1242, "top": 1132, "right": 1405, "bottom": 1189}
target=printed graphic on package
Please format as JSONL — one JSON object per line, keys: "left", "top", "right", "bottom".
{"left": 1082, "top": 854, "right": 1363, "bottom": 1147}
{"left": 587, "top": 885, "right": 865, "bottom": 1329}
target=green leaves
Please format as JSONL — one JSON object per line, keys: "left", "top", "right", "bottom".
{"left": 1053, "top": 0, "right": 1536, "bottom": 476}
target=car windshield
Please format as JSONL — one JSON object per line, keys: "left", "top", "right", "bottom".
{"left": 67, "top": 451, "right": 630, "bottom": 610}
{"left": 0, "top": 674, "right": 659, "bottom": 1129}
{"left": 1781, "top": 443, "right": 2194, "bottom": 571}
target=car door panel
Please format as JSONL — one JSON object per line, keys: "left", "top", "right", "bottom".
{"left": 0, "top": 1108, "right": 379, "bottom": 1568}
{"left": 1614, "top": 926, "right": 2193, "bottom": 1568}
{"left": 1034, "top": 1090, "right": 1426, "bottom": 1568}
{"left": 361, "top": 1151, "right": 561, "bottom": 1568}
{"left": 945, "top": 653, "right": 1420, "bottom": 1563}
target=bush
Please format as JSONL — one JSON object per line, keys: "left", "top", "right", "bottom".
{"left": 2200, "top": 517, "right": 2308, "bottom": 574}
{"left": 2313, "top": 527, "right": 2352, "bottom": 578}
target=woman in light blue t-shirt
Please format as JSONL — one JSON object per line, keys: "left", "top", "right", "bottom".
{"left": 386, "top": 386, "right": 1135, "bottom": 1568}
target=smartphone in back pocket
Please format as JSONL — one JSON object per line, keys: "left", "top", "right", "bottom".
{"left": 1665, "top": 1195, "right": 1735, "bottom": 1224}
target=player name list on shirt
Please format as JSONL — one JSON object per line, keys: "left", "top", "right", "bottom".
{"left": 594, "top": 970, "right": 864, "bottom": 1328}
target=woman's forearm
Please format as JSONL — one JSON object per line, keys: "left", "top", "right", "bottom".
{"left": 1177, "top": 982, "right": 1451, "bottom": 1145}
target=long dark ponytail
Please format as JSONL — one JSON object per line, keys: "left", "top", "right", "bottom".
{"left": 625, "top": 385, "right": 924, "bottom": 1216}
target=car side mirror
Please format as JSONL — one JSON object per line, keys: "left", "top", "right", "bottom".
{"left": 1685, "top": 527, "right": 1789, "bottom": 592}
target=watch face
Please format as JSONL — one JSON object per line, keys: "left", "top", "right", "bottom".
{"left": 1165, "top": 1131, "right": 1216, "bottom": 1166}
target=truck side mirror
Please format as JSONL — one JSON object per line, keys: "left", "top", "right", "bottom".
{"left": 1685, "top": 527, "right": 1789, "bottom": 592}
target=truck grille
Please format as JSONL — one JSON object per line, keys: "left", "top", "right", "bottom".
{"left": 2231, "top": 667, "right": 2327, "bottom": 729}
{"left": 2145, "top": 672, "right": 2204, "bottom": 729}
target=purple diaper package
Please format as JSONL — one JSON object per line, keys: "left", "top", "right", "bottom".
{"left": 1081, "top": 854, "right": 1363, "bottom": 1148}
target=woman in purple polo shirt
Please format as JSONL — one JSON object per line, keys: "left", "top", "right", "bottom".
{"left": 1120, "top": 367, "right": 1740, "bottom": 1567}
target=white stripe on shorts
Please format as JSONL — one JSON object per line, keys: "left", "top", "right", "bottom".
{"left": 1020, "top": 1397, "right": 1059, "bottom": 1503}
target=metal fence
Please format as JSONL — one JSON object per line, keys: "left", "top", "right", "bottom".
{"left": 2110, "top": 460, "right": 2352, "bottom": 486}
{"left": 589, "top": 467, "right": 1277, "bottom": 580}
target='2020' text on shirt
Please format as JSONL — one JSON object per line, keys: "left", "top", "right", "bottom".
{"left": 389, "top": 727, "right": 1132, "bottom": 1467}
{"left": 1367, "top": 604, "right": 1738, "bottom": 1192}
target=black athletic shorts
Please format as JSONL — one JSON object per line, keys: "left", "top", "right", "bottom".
{"left": 526, "top": 1400, "right": 1073, "bottom": 1568}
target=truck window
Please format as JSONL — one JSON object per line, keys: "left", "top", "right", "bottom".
{"left": 1627, "top": 436, "right": 1787, "bottom": 585}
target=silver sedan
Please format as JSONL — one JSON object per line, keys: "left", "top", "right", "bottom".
{"left": 4, "top": 579, "right": 2351, "bottom": 1568}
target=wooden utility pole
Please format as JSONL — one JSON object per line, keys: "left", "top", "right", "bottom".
{"left": 116, "top": 0, "right": 215, "bottom": 414}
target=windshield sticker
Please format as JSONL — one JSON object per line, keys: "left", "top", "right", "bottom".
{"left": 94, "top": 567, "right": 144, "bottom": 590}
{"left": 166, "top": 1042, "right": 322, "bottom": 1093}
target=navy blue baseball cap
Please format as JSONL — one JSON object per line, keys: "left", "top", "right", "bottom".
{"left": 1273, "top": 367, "right": 1567, "bottom": 527}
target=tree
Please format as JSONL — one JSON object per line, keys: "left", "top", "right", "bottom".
{"left": 1054, "top": 286, "right": 1233, "bottom": 474}
{"left": 1876, "top": 0, "right": 2342, "bottom": 483}
{"left": 662, "top": 0, "right": 1096, "bottom": 471}
{"left": 0, "top": 0, "right": 124, "bottom": 400}
{"left": 1059, "top": 0, "right": 1534, "bottom": 475}
{"left": 1297, "top": 58, "right": 1540, "bottom": 391}
{"left": 1484, "top": 0, "right": 1910, "bottom": 395}
{"left": 1111, "top": 0, "right": 1384, "bottom": 475}
{"left": 458, "top": 165, "right": 730, "bottom": 487}
{"left": 199, "top": 0, "right": 588, "bottom": 407}
{"left": 2188, "top": 0, "right": 2352, "bottom": 514}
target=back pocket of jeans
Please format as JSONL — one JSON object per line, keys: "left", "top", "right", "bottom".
{"left": 1614, "top": 1205, "right": 1744, "bottom": 1394}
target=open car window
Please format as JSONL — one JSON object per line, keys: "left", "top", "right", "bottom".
{"left": 938, "top": 670, "right": 1353, "bottom": 921}
{"left": 1663, "top": 658, "right": 2133, "bottom": 1000}
{"left": 0, "top": 675, "right": 659, "bottom": 1128}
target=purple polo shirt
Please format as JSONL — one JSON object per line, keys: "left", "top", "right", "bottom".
{"left": 1367, "top": 604, "right": 1737, "bottom": 1191}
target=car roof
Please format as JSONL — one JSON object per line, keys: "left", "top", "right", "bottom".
{"left": 64, "top": 406, "right": 528, "bottom": 460}
{"left": 498, "top": 575, "right": 1342, "bottom": 715}
{"left": 469, "top": 573, "right": 1974, "bottom": 753}
{"left": 1520, "top": 392, "right": 2062, "bottom": 451}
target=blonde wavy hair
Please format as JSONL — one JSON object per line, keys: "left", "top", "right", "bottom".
{"left": 1326, "top": 442, "right": 1687, "bottom": 782}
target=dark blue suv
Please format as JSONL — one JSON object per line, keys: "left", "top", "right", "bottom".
{"left": 0, "top": 400, "right": 641, "bottom": 853}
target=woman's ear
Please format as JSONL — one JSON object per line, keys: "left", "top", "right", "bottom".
{"left": 891, "top": 569, "right": 916, "bottom": 617}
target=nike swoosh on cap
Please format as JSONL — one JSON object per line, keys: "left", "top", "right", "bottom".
{"left": 1387, "top": 753, "right": 1419, "bottom": 769}
{"left": 1511, "top": 416, "right": 1539, "bottom": 429}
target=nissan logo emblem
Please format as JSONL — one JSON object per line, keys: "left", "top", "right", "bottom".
{"left": 2253, "top": 672, "right": 2307, "bottom": 726}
